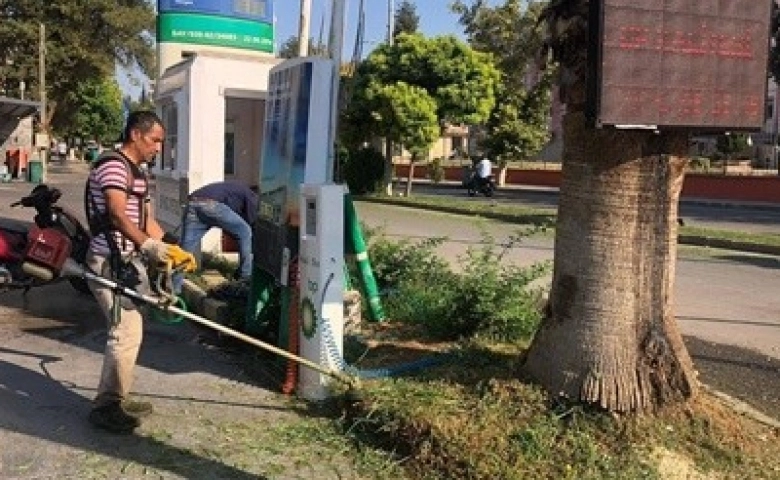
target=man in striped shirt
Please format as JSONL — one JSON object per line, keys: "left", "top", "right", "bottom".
{"left": 85, "top": 111, "right": 196, "bottom": 434}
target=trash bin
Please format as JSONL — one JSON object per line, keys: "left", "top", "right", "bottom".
{"left": 86, "top": 148, "right": 99, "bottom": 164}
{"left": 28, "top": 160, "right": 43, "bottom": 184}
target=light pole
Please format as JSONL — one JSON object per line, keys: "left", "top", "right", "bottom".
{"left": 38, "top": 22, "right": 47, "bottom": 182}
{"left": 298, "top": 0, "right": 312, "bottom": 56}
{"left": 326, "top": 0, "right": 346, "bottom": 181}
{"left": 387, "top": 0, "right": 395, "bottom": 45}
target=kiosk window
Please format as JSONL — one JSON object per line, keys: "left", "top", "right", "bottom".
{"left": 161, "top": 103, "right": 178, "bottom": 170}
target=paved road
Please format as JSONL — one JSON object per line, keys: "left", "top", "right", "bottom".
{"left": 410, "top": 182, "right": 780, "bottom": 235}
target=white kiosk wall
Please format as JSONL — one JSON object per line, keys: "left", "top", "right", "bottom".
{"left": 153, "top": 52, "right": 279, "bottom": 252}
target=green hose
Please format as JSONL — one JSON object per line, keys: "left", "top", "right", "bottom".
{"left": 344, "top": 192, "right": 385, "bottom": 322}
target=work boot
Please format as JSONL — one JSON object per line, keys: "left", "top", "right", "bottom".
{"left": 122, "top": 399, "right": 154, "bottom": 418}
{"left": 88, "top": 402, "right": 141, "bottom": 434}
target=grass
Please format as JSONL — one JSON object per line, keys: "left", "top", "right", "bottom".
{"left": 328, "top": 337, "right": 780, "bottom": 480}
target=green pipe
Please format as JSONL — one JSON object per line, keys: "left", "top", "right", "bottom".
{"left": 344, "top": 192, "right": 385, "bottom": 322}
{"left": 245, "top": 266, "right": 276, "bottom": 336}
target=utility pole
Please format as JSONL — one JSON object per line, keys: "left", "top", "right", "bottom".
{"left": 298, "top": 0, "right": 312, "bottom": 56}
{"left": 387, "top": 0, "right": 395, "bottom": 45}
{"left": 38, "top": 22, "right": 47, "bottom": 182}
{"left": 384, "top": 0, "right": 395, "bottom": 194}
{"left": 327, "top": 0, "right": 345, "bottom": 181}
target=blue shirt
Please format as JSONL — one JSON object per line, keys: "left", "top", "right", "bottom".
{"left": 189, "top": 182, "right": 258, "bottom": 225}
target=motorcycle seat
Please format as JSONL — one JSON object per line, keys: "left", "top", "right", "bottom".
{"left": 0, "top": 218, "right": 33, "bottom": 235}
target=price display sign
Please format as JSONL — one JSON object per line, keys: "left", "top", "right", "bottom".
{"left": 589, "top": 0, "right": 772, "bottom": 130}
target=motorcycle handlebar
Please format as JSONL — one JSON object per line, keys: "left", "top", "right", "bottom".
{"left": 11, "top": 185, "right": 62, "bottom": 209}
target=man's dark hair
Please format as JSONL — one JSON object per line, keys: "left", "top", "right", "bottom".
{"left": 122, "top": 110, "right": 163, "bottom": 143}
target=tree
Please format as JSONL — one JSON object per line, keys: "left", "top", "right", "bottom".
{"left": 277, "top": 36, "right": 329, "bottom": 59}
{"left": 394, "top": 0, "right": 420, "bottom": 39}
{"left": 0, "top": 0, "right": 155, "bottom": 133}
{"left": 64, "top": 76, "right": 124, "bottom": 145}
{"left": 341, "top": 33, "right": 499, "bottom": 194}
{"left": 520, "top": 1, "right": 697, "bottom": 412}
{"left": 452, "top": 0, "right": 551, "bottom": 167}
{"left": 368, "top": 82, "right": 439, "bottom": 196}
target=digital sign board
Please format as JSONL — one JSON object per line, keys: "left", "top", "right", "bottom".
{"left": 158, "top": 0, "right": 273, "bottom": 24}
{"left": 589, "top": 0, "right": 772, "bottom": 130}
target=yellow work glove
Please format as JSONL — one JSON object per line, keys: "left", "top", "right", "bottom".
{"left": 140, "top": 238, "right": 170, "bottom": 264}
{"left": 167, "top": 245, "right": 198, "bottom": 273}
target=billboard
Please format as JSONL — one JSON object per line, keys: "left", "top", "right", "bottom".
{"left": 158, "top": 13, "right": 274, "bottom": 53}
{"left": 254, "top": 59, "right": 334, "bottom": 281}
{"left": 158, "top": 0, "right": 273, "bottom": 24}
{"left": 589, "top": 0, "right": 772, "bottom": 130}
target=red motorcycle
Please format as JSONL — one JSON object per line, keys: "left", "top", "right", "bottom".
{"left": 0, "top": 185, "right": 91, "bottom": 294}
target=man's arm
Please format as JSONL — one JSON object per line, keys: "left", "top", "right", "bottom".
{"left": 143, "top": 200, "right": 166, "bottom": 240}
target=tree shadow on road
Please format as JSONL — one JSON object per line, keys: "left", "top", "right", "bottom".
{"left": 684, "top": 336, "right": 780, "bottom": 422}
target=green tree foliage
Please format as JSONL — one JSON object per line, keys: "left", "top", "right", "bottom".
{"left": 368, "top": 81, "right": 439, "bottom": 156}
{"left": 715, "top": 133, "right": 751, "bottom": 159}
{"left": 393, "top": 0, "right": 420, "bottom": 39}
{"left": 452, "top": 0, "right": 551, "bottom": 163}
{"left": 277, "top": 36, "right": 329, "bottom": 58}
{"left": 344, "top": 33, "right": 499, "bottom": 142}
{"left": 65, "top": 76, "right": 124, "bottom": 144}
{"left": 0, "top": 0, "right": 155, "bottom": 132}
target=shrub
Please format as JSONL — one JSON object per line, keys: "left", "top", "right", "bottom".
{"left": 428, "top": 157, "right": 445, "bottom": 183}
{"left": 342, "top": 146, "right": 386, "bottom": 195}
{"left": 368, "top": 228, "right": 551, "bottom": 342}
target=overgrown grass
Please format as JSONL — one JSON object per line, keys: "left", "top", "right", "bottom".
{"left": 331, "top": 340, "right": 780, "bottom": 480}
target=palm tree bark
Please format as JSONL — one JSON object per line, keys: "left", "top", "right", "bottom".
{"left": 522, "top": 110, "right": 698, "bottom": 412}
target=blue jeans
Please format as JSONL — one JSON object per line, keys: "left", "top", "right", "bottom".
{"left": 180, "top": 199, "right": 253, "bottom": 280}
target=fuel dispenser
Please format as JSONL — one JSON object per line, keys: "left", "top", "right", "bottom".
{"left": 297, "top": 183, "right": 345, "bottom": 400}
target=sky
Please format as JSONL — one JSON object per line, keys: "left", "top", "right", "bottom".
{"left": 273, "top": 0, "right": 476, "bottom": 56}
{"left": 120, "top": 1, "right": 498, "bottom": 99}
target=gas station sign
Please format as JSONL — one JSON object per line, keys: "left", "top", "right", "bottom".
{"left": 158, "top": 0, "right": 273, "bottom": 24}
{"left": 589, "top": 0, "right": 772, "bottom": 130}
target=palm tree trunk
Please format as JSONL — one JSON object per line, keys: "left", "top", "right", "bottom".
{"left": 522, "top": 111, "right": 698, "bottom": 412}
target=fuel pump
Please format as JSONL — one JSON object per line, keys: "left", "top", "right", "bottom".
{"left": 297, "top": 183, "right": 345, "bottom": 400}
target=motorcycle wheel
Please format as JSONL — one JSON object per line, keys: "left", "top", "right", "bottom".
{"left": 484, "top": 186, "right": 495, "bottom": 197}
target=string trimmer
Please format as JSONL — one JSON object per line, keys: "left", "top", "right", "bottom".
{"left": 20, "top": 229, "right": 357, "bottom": 392}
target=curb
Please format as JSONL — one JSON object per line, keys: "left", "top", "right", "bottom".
{"left": 701, "top": 384, "right": 780, "bottom": 429}
{"left": 357, "top": 197, "right": 780, "bottom": 256}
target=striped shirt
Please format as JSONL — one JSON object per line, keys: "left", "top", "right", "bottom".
{"left": 86, "top": 154, "right": 148, "bottom": 256}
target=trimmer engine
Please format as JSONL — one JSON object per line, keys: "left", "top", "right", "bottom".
{"left": 22, "top": 227, "right": 73, "bottom": 281}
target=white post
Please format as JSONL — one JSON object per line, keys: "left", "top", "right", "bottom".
{"left": 387, "top": 0, "right": 395, "bottom": 45}
{"left": 38, "top": 23, "right": 47, "bottom": 183}
{"left": 298, "top": 0, "right": 312, "bottom": 56}
{"left": 326, "top": 0, "right": 346, "bottom": 181}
